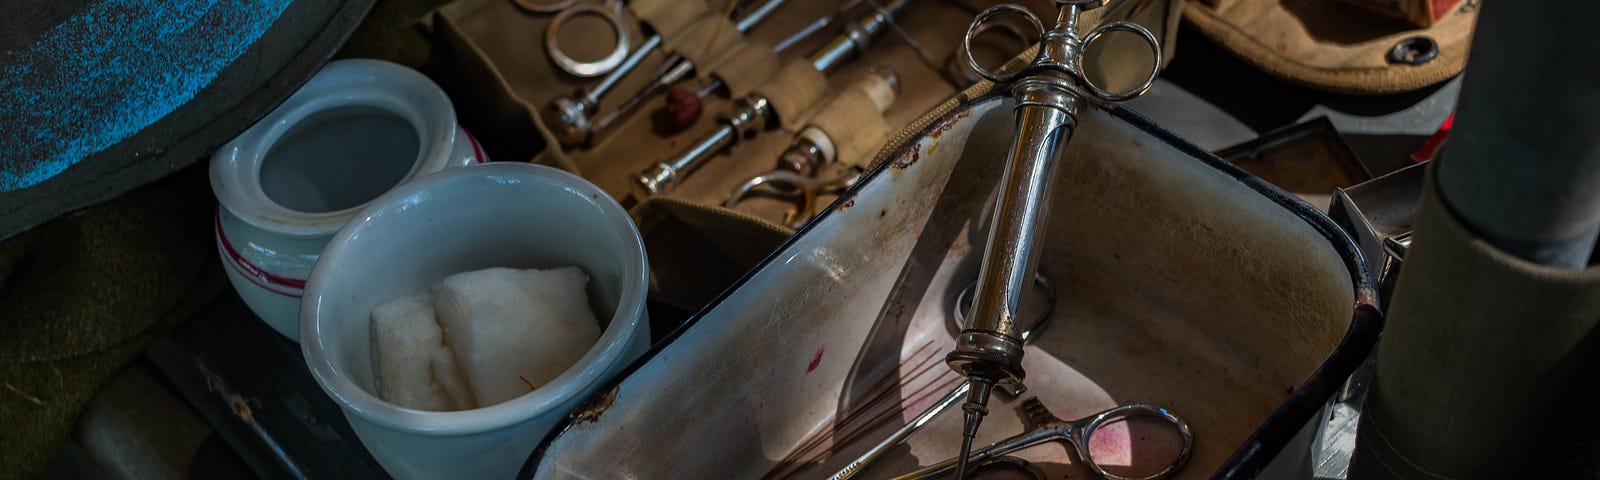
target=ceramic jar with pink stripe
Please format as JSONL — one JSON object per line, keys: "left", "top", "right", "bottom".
{"left": 210, "top": 59, "right": 486, "bottom": 341}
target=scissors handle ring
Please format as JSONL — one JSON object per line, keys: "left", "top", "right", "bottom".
{"left": 727, "top": 171, "right": 818, "bottom": 227}
{"left": 1075, "top": 404, "right": 1193, "bottom": 480}
{"left": 962, "top": 4, "right": 1045, "bottom": 84}
{"left": 512, "top": 0, "right": 579, "bottom": 13}
{"left": 545, "top": 3, "right": 630, "bottom": 78}
{"left": 1076, "top": 21, "right": 1162, "bottom": 102}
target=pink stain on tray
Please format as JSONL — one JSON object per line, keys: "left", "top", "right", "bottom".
{"left": 806, "top": 346, "right": 825, "bottom": 373}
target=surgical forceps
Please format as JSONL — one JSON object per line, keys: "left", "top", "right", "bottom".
{"left": 893, "top": 397, "right": 1192, "bottom": 480}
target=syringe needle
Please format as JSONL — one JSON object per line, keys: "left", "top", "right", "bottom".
{"left": 955, "top": 410, "right": 979, "bottom": 479}
{"left": 954, "top": 378, "right": 994, "bottom": 480}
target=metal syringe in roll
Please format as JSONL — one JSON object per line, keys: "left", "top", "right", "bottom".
{"left": 543, "top": 0, "right": 790, "bottom": 147}
{"left": 724, "top": 65, "right": 898, "bottom": 228}
{"left": 630, "top": 0, "right": 915, "bottom": 198}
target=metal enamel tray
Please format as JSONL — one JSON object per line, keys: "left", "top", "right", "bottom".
{"left": 523, "top": 96, "right": 1382, "bottom": 479}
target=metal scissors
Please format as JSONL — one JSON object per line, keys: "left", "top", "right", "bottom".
{"left": 726, "top": 168, "right": 862, "bottom": 229}
{"left": 893, "top": 397, "right": 1193, "bottom": 480}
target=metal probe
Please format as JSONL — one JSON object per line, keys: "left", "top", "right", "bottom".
{"left": 825, "top": 275, "right": 1053, "bottom": 480}
{"left": 588, "top": 6, "right": 844, "bottom": 139}
{"left": 943, "top": 2, "right": 1160, "bottom": 478}
{"left": 632, "top": 0, "right": 916, "bottom": 197}
{"left": 545, "top": 0, "right": 790, "bottom": 147}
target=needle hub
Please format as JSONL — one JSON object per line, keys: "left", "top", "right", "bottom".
{"left": 955, "top": 378, "right": 996, "bottom": 480}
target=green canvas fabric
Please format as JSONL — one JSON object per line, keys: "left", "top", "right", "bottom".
{"left": 1353, "top": 162, "right": 1600, "bottom": 479}
{"left": 0, "top": 182, "right": 222, "bottom": 479}
{"left": 0, "top": 1, "right": 464, "bottom": 472}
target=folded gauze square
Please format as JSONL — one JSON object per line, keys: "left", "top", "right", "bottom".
{"left": 370, "top": 293, "right": 477, "bottom": 411}
{"left": 434, "top": 267, "right": 602, "bottom": 407}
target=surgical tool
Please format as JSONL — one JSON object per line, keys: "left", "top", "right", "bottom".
{"left": 943, "top": 2, "right": 1160, "bottom": 478}
{"left": 590, "top": 4, "right": 846, "bottom": 141}
{"left": 632, "top": 0, "right": 916, "bottom": 197}
{"left": 545, "top": 0, "right": 789, "bottom": 146}
{"left": 825, "top": 275, "right": 1055, "bottom": 480}
{"left": 725, "top": 65, "right": 897, "bottom": 228}
{"left": 892, "top": 397, "right": 1192, "bottom": 480}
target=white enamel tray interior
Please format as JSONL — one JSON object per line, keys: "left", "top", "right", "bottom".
{"left": 530, "top": 97, "right": 1367, "bottom": 479}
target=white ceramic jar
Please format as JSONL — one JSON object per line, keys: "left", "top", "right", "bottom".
{"left": 301, "top": 163, "right": 650, "bottom": 479}
{"left": 211, "top": 59, "right": 486, "bottom": 340}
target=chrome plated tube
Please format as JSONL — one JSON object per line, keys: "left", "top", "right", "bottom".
{"left": 946, "top": 74, "right": 1079, "bottom": 390}
{"left": 591, "top": 9, "right": 838, "bottom": 137}
{"left": 630, "top": 0, "right": 916, "bottom": 196}
{"left": 633, "top": 96, "right": 770, "bottom": 196}
{"left": 547, "top": 0, "right": 791, "bottom": 146}
{"left": 809, "top": 0, "right": 913, "bottom": 72}
{"left": 735, "top": 0, "right": 788, "bottom": 32}
{"left": 591, "top": 35, "right": 661, "bottom": 104}
{"left": 545, "top": 35, "right": 664, "bottom": 146}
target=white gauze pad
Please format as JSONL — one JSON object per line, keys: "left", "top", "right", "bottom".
{"left": 434, "top": 267, "right": 602, "bottom": 406}
{"left": 369, "top": 293, "right": 477, "bottom": 411}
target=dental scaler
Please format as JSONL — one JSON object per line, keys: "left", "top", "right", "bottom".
{"left": 944, "top": 1, "right": 1159, "bottom": 478}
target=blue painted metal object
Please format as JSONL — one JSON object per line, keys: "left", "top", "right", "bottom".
{"left": 0, "top": 0, "right": 291, "bottom": 192}
{"left": 0, "top": 0, "right": 375, "bottom": 240}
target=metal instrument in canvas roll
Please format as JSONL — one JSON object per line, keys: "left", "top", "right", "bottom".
{"left": 544, "top": 0, "right": 790, "bottom": 146}
{"left": 632, "top": 0, "right": 915, "bottom": 197}
{"left": 943, "top": 1, "right": 1160, "bottom": 478}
